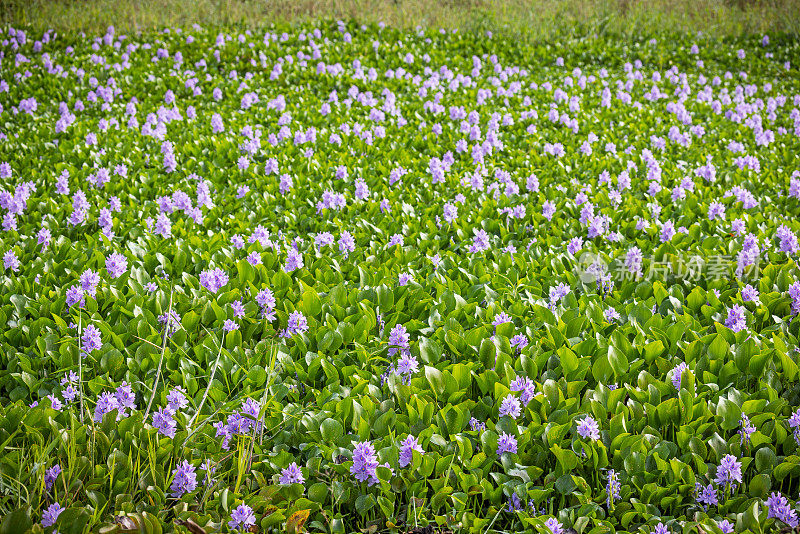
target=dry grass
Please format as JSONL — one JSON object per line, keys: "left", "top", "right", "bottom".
{"left": 1, "top": 0, "right": 799, "bottom": 38}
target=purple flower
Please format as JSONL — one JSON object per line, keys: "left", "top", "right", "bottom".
{"left": 279, "top": 462, "right": 305, "bottom": 484}
{"left": 80, "top": 269, "right": 100, "bottom": 296}
{"left": 739, "top": 413, "right": 756, "bottom": 446}
{"left": 708, "top": 201, "right": 726, "bottom": 221}
{"left": 60, "top": 371, "right": 78, "bottom": 388}
{"left": 45, "top": 464, "right": 62, "bottom": 491}
{"left": 287, "top": 310, "right": 308, "bottom": 336}
{"left": 199, "top": 268, "right": 228, "bottom": 293}
{"left": 789, "top": 408, "right": 800, "bottom": 445}
{"left": 443, "top": 202, "right": 457, "bottom": 223}
{"left": 510, "top": 335, "right": 529, "bottom": 351}
{"left": 388, "top": 234, "right": 404, "bottom": 248}
{"left": 715, "top": 454, "right": 743, "bottom": 488}
{"left": 697, "top": 483, "right": 718, "bottom": 509}
{"left": 201, "top": 459, "right": 216, "bottom": 485}
{"left": 671, "top": 362, "right": 690, "bottom": 390}
{"left": 351, "top": 441, "right": 379, "bottom": 485}
{"left": 499, "top": 395, "right": 521, "bottom": 419}
{"left": 549, "top": 283, "right": 570, "bottom": 308}
{"left": 510, "top": 376, "right": 537, "bottom": 405}
{"left": 284, "top": 248, "right": 304, "bottom": 272}
{"left": 62, "top": 384, "right": 78, "bottom": 403}
{"left": 256, "top": 288, "right": 276, "bottom": 320}
{"left": 567, "top": 237, "right": 583, "bottom": 255}
{"left": 542, "top": 201, "right": 556, "bottom": 220}
{"left": 339, "top": 231, "right": 355, "bottom": 257}
{"left": 741, "top": 284, "right": 759, "bottom": 302}
{"left": 545, "top": 518, "right": 563, "bottom": 534}
{"left": 737, "top": 233, "right": 761, "bottom": 277}
{"left": 650, "top": 523, "right": 670, "bottom": 534}
{"left": 506, "top": 492, "right": 524, "bottom": 513}
{"left": 106, "top": 251, "right": 128, "bottom": 278}
{"left": 82, "top": 324, "right": 102, "bottom": 353}
{"left": 231, "top": 300, "right": 246, "bottom": 318}
{"left": 725, "top": 304, "right": 747, "bottom": 333}
{"left": 41, "top": 502, "right": 65, "bottom": 527}
{"left": 159, "top": 310, "right": 181, "bottom": 337}
{"left": 717, "top": 520, "right": 734, "bottom": 534}
{"left": 223, "top": 319, "right": 239, "bottom": 332}
{"left": 577, "top": 415, "right": 600, "bottom": 440}
{"left": 115, "top": 381, "right": 136, "bottom": 413}
{"left": 777, "top": 225, "right": 799, "bottom": 254}
{"left": 170, "top": 460, "right": 197, "bottom": 498}
{"left": 497, "top": 432, "right": 518, "bottom": 455}
{"left": 37, "top": 227, "right": 51, "bottom": 251}
{"left": 279, "top": 174, "right": 293, "bottom": 194}
{"left": 355, "top": 178, "right": 369, "bottom": 200}
{"left": 211, "top": 113, "right": 225, "bottom": 134}
{"left": 47, "top": 394, "right": 63, "bottom": 411}
{"left": 66, "top": 285, "right": 85, "bottom": 308}
{"left": 767, "top": 492, "right": 799, "bottom": 527}
{"left": 154, "top": 213, "right": 172, "bottom": 238}
{"left": 469, "top": 229, "right": 490, "bottom": 253}
{"left": 3, "top": 250, "right": 19, "bottom": 272}
{"left": 228, "top": 504, "right": 256, "bottom": 532}
{"left": 388, "top": 324, "right": 410, "bottom": 356}
{"left": 606, "top": 469, "right": 621, "bottom": 507}
{"left": 315, "top": 232, "right": 335, "bottom": 250}
{"left": 493, "top": 312, "right": 512, "bottom": 326}
{"left": 166, "top": 386, "right": 188, "bottom": 413}
{"left": 395, "top": 351, "right": 419, "bottom": 377}
{"left": 790, "top": 282, "right": 800, "bottom": 314}
{"left": 469, "top": 417, "right": 486, "bottom": 432}
{"left": 661, "top": 220, "right": 676, "bottom": 242}
{"left": 161, "top": 141, "right": 177, "bottom": 173}
{"left": 398, "top": 435, "right": 424, "bottom": 467}
{"left": 3, "top": 212, "right": 18, "bottom": 231}
{"left": 152, "top": 406, "right": 177, "bottom": 438}
{"left": 94, "top": 391, "right": 120, "bottom": 422}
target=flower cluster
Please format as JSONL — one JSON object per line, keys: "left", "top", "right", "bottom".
{"left": 199, "top": 267, "right": 229, "bottom": 293}
{"left": 767, "top": 492, "right": 799, "bottom": 528}
{"left": 94, "top": 382, "right": 137, "bottom": 422}
{"left": 212, "top": 398, "right": 264, "bottom": 449}
{"left": 151, "top": 386, "right": 189, "bottom": 438}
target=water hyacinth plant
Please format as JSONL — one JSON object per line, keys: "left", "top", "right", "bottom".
{"left": 0, "top": 12, "right": 799, "bottom": 534}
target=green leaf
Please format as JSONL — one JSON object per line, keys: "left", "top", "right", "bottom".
{"left": 709, "top": 334, "right": 730, "bottom": 361}
{"left": 607, "top": 346, "right": 628, "bottom": 378}
{"left": 419, "top": 337, "right": 443, "bottom": 364}
{"left": 300, "top": 289, "right": 322, "bottom": 318}
{"left": 425, "top": 366, "right": 445, "bottom": 397}
{"left": 309, "top": 482, "right": 328, "bottom": 504}
{"left": 642, "top": 340, "right": 664, "bottom": 362}
{"left": 551, "top": 444, "right": 578, "bottom": 472}
{"left": 320, "top": 418, "right": 344, "bottom": 443}
{"left": 716, "top": 397, "right": 741, "bottom": 431}
{"left": 558, "top": 346, "right": 579, "bottom": 378}
{"left": 554, "top": 474, "right": 577, "bottom": 494}
{"left": 0, "top": 508, "right": 31, "bottom": 534}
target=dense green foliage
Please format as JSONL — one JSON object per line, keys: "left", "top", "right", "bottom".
{"left": 0, "top": 20, "right": 800, "bottom": 534}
